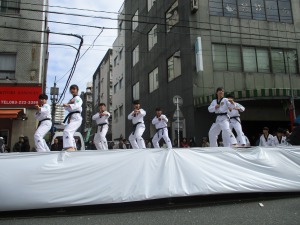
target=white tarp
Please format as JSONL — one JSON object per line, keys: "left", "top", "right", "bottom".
{"left": 0, "top": 147, "right": 300, "bottom": 211}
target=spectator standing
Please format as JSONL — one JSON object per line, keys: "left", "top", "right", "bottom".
{"left": 21, "top": 136, "right": 30, "bottom": 152}
{"left": 189, "top": 137, "right": 196, "bottom": 147}
{"left": 201, "top": 137, "right": 210, "bottom": 147}
{"left": 0, "top": 137, "right": 5, "bottom": 153}
{"left": 13, "top": 136, "right": 24, "bottom": 152}
{"left": 287, "top": 116, "right": 300, "bottom": 146}
{"left": 51, "top": 138, "right": 61, "bottom": 151}
{"left": 259, "top": 127, "right": 273, "bottom": 146}
{"left": 272, "top": 128, "right": 287, "bottom": 146}
{"left": 181, "top": 138, "right": 190, "bottom": 148}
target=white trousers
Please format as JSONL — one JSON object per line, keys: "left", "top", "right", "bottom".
{"left": 94, "top": 125, "right": 109, "bottom": 150}
{"left": 34, "top": 120, "right": 52, "bottom": 152}
{"left": 129, "top": 123, "right": 146, "bottom": 149}
{"left": 63, "top": 119, "right": 82, "bottom": 149}
{"left": 152, "top": 128, "right": 172, "bottom": 149}
{"left": 222, "top": 119, "right": 246, "bottom": 146}
{"left": 209, "top": 118, "right": 237, "bottom": 147}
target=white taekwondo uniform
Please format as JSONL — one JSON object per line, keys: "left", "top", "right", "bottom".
{"left": 63, "top": 96, "right": 83, "bottom": 149}
{"left": 272, "top": 135, "right": 287, "bottom": 147}
{"left": 208, "top": 98, "right": 237, "bottom": 147}
{"left": 152, "top": 114, "right": 172, "bottom": 150}
{"left": 259, "top": 134, "right": 273, "bottom": 147}
{"left": 222, "top": 102, "right": 246, "bottom": 146}
{"left": 128, "top": 108, "right": 146, "bottom": 149}
{"left": 92, "top": 111, "right": 110, "bottom": 150}
{"left": 34, "top": 104, "right": 52, "bottom": 152}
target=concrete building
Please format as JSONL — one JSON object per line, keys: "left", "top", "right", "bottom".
{"left": 0, "top": 0, "right": 48, "bottom": 150}
{"left": 92, "top": 49, "right": 113, "bottom": 141}
{"left": 124, "top": 0, "right": 300, "bottom": 146}
{"left": 111, "top": 3, "right": 126, "bottom": 141}
{"left": 79, "top": 82, "right": 93, "bottom": 142}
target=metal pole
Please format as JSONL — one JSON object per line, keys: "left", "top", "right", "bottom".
{"left": 287, "top": 55, "right": 296, "bottom": 122}
{"left": 177, "top": 97, "right": 180, "bottom": 148}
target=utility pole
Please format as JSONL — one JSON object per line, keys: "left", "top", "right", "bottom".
{"left": 50, "top": 77, "right": 59, "bottom": 139}
{"left": 287, "top": 53, "right": 297, "bottom": 129}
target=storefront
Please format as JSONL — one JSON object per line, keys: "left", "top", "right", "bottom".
{"left": 0, "top": 84, "right": 42, "bottom": 151}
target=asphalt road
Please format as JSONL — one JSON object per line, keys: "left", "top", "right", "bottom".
{"left": 1, "top": 194, "right": 299, "bottom": 225}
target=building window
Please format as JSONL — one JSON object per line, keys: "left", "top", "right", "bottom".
{"left": 133, "top": 82, "right": 140, "bottom": 100}
{"left": 132, "top": 45, "right": 139, "bottom": 67}
{"left": 148, "top": 0, "right": 156, "bottom": 11}
{"left": 0, "top": 0, "right": 20, "bottom": 13}
{"left": 118, "top": 20, "right": 123, "bottom": 34}
{"left": 149, "top": 67, "right": 159, "bottom": 93}
{"left": 132, "top": 10, "right": 139, "bottom": 31}
{"left": 114, "top": 109, "right": 118, "bottom": 121}
{"left": 166, "top": 0, "right": 179, "bottom": 32}
{"left": 167, "top": 51, "right": 181, "bottom": 82}
{"left": 148, "top": 25, "right": 158, "bottom": 51}
{"left": 271, "top": 49, "right": 298, "bottom": 74}
{"left": 0, "top": 53, "right": 16, "bottom": 79}
{"left": 119, "top": 105, "right": 123, "bottom": 117}
{"left": 119, "top": 48, "right": 123, "bottom": 61}
{"left": 243, "top": 47, "right": 270, "bottom": 73}
{"left": 119, "top": 77, "right": 123, "bottom": 89}
{"left": 114, "top": 83, "right": 118, "bottom": 94}
{"left": 209, "top": 0, "right": 293, "bottom": 23}
{"left": 212, "top": 44, "right": 242, "bottom": 72}
{"left": 114, "top": 56, "right": 118, "bottom": 67}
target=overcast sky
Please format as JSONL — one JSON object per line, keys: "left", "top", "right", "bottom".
{"left": 47, "top": 0, "right": 124, "bottom": 103}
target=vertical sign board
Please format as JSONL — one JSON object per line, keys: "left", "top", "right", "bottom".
{"left": 0, "top": 86, "right": 42, "bottom": 107}
{"left": 195, "top": 37, "right": 203, "bottom": 72}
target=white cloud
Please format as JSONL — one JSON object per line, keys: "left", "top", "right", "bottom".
{"left": 47, "top": 0, "right": 124, "bottom": 103}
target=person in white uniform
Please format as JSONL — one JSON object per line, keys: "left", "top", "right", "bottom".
{"left": 34, "top": 94, "right": 52, "bottom": 152}
{"left": 128, "top": 100, "right": 146, "bottom": 149}
{"left": 92, "top": 103, "right": 110, "bottom": 150}
{"left": 208, "top": 87, "right": 238, "bottom": 147}
{"left": 259, "top": 127, "right": 273, "bottom": 147}
{"left": 222, "top": 94, "right": 246, "bottom": 146}
{"left": 272, "top": 128, "right": 287, "bottom": 146}
{"left": 152, "top": 107, "right": 172, "bottom": 150}
{"left": 62, "top": 85, "right": 83, "bottom": 151}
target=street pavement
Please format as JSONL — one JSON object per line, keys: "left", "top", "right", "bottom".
{"left": 0, "top": 194, "right": 299, "bottom": 225}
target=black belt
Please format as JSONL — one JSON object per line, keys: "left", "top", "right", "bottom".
{"left": 215, "top": 113, "right": 228, "bottom": 117}
{"left": 156, "top": 127, "right": 167, "bottom": 138}
{"left": 97, "top": 123, "right": 107, "bottom": 132}
{"left": 230, "top": 116, "right": 241, "bottom": 124}
{"left": 132, "top": 122, "right": 142, "bottom": 135}
{"left": 63, "top": 111, "right": 80, "bottom": 123}
{"left": 37, "top": 118, "right": 51, "bottom": 128}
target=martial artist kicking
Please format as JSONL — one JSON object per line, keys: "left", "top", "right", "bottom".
{"left": 34, "top": 94, "right": 52, "bottom": 152}
{"left": 92, "top": 103, "right": 110, "bottom": 150}
{"left": 62, "top": 85, "right": 83, "bottom": 151}
{"left": 259, "top": 127, "right": 273, "bottom": 147}
{"left": 151, "top": 107, "right": 172, "bottom": 150}
{"left": 128, "top": 100, "right": 146, "bottom": 149}
{"left": 222, "top": 94, "right": 247, "bottom": 146}
{"left": 208, "top": 87, "right": 238, "bottom": 147}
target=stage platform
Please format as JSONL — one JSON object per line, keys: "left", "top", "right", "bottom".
{"left": 0, "top": 147, "right": 300, "bottom": 212}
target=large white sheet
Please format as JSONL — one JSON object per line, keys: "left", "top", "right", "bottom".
{"left": 0, "top": 147, "right": 300, "bottom": 211}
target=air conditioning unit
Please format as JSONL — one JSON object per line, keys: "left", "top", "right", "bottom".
{"left": 191, "top": 0, "right": 198, "bottom": 13}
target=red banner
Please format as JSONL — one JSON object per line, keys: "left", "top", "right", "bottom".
{"left": 0, "top": 85, "right": 43, "bottom": 107}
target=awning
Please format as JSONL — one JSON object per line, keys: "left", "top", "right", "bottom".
{"left": 194, "top": 88, "right": 300, "bottom": 107}
{"left": 0, "top": 109, "right": 22, "bottom": 119}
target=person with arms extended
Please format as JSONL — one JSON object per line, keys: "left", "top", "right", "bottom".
{"left": 92, "top": 103, "right": 110, "bottom": 150}
{"left": 208, "top": 87, "right": 238, "bottom": 147}
{"left": 128, "top": 100, "right": 146, "bottom": 149}
{"left": 151, "top": 107, "right": 172, "bottom": 150}
{"left": 63, "top": 85, "right": 83, "bottom": 151}
{"left": 34, "top": 94, "right": 52, "bottom": 152}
